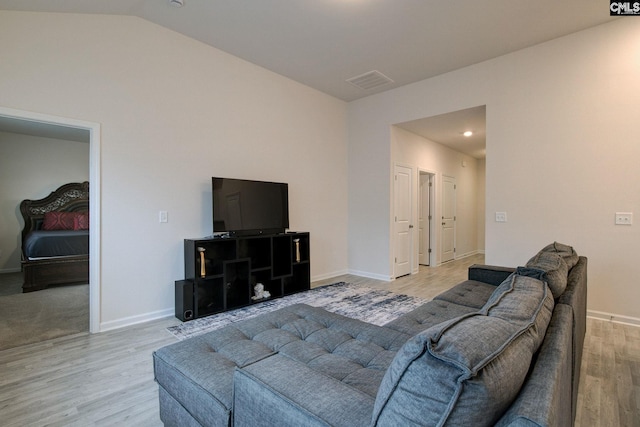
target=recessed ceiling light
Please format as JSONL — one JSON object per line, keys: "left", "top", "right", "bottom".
{"left": 463, "top": 131, "right": 473, "bottom": 137}
{"left": 169, "top": 0, "right": 184, "bottom": 7}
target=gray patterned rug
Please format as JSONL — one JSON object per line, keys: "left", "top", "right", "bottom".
{"left": 167, "top": 282, "right": 427, "bottom": 340}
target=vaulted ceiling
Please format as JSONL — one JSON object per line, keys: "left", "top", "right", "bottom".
{"left": 0, "top": 1, "right": 616, "bottom": 156}
{"left": 0, "top": 0, "right": 615, "bottom": 102}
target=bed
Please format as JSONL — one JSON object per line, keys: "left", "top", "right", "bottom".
{"left": 19, "top": 182, "right": 90, "bottom": 292}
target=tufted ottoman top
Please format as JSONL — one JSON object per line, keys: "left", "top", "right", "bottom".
{"left": 153, "top": 303, "right": 410, "bottom": 426}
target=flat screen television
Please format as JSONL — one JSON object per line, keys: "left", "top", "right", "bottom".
{"left": 212, "top": 177, "right": 289, "bottom": 236}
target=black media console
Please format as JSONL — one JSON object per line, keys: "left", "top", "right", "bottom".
{"left": 175, "top": 232, "right": 310, "bottom": 321}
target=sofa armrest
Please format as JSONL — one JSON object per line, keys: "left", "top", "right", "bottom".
{"left": 233, "top": 354, "right": 374, "bottom": 427}
{"left": 557, "top": 256, "right": 587, "bottom": 424}
{"left": 468, "top": 264, "right": 515, "bottom": 286}
{"left": 495, "top": 304, "right": 573, "bottom": 427}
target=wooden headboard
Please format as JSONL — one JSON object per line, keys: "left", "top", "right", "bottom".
{"left": 19, "top": 181, "right": 90, "bottom": 242}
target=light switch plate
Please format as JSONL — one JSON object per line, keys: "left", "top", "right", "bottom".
{"left": 159, "top": 211, "right": 168, "bottom": 223}
{"left": 495, "top": 212, "right": 507, "bottom": 222}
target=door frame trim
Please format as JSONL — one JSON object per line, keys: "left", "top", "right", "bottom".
{"left": 0, "top": 106, "right": 101, "bottom": 333}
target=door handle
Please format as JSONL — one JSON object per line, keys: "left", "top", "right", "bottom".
{"left": 409, "top": 225, "right": 414, "bottom": 229}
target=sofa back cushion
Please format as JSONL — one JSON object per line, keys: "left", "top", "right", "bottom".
{"left": 526, "top": 251, "right": 568, "bottom": 298}
{"left": 540, "top": 242, "right": 579, "bottom": 270}
{"left": 371, "top": 274, "right": 554, "bottom": 427}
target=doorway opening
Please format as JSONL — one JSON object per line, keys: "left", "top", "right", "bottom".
{"left": 392, "top": 105, "right": 486, "bottom": 275}
{"left": 0, "top": 106, "right": 101, "bottom": 334}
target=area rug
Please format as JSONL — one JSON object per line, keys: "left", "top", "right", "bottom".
{"left": 167, "top": 282, "right": 427, "bottom": 340}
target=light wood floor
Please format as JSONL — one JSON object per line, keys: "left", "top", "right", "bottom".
{"left": 576, "top": 317, "right": 640, "bottom": 427}
{"left": 0, "top": 254, "right": 637, "bottom": 426}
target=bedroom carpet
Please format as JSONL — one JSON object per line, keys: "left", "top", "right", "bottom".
{"left": 0, "top": 282, "right": 89, "bottom": 351}
{"left": 167, "top": 282, "right": 428, "bottom": 340}
{"left": 0, "top": 272, "right": 23, "bottom": 296}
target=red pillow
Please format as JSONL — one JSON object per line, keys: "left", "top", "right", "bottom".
{"left": 42, "top": 211, "right": 76, "bottom": 230}
{"left": 73, "top": 212, "right": 89, "bottom": 230}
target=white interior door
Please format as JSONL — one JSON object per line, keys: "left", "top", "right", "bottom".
{"left": 394, "top": 165, "right": 412, "bottom": 278}
{"left": 441, "top": 175, "right": 456, "bottom": 263}
{"left": 418, "top": 173, "right": 432, "bottom": 266}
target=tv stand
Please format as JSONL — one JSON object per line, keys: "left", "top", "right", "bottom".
{"left": 175, "top": 232, "right": 310, "bottom": 321}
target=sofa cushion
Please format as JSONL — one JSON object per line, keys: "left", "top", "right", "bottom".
{"left": 273, "top": 306, "right": 409, "bottom": 396}
{"left": 384, "top": 299, "right": 478, "bottom": 337}
{"left": 481, "top": 266, "right": 544, "bottom": 309}
{"left": 526, "top": 250, "right": 568, "bottom": 298}
{"left": 540, "top": 242, "right": 579, "bottom": 270}
{"left": 384, "top": 280, "right": 497, "bottom": 337}
{"left": 434, "top": 279, "right": 499, "bottom": 309}
{"left": 371, "top": 274, "right": 554, "bottom": 427}
{"left": 234, "top": 354, "right": 376, "bottom": 427}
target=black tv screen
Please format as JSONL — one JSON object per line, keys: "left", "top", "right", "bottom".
{"left": 212, "top": 177, "right": 289, "bottom": 236}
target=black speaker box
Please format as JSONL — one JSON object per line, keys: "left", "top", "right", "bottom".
{"left": 175, "top": 280, "right": 194, "bottom": 321}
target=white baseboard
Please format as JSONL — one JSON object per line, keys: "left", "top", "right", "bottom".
{"left": 99, "top": 308, "right": 174, "bottom": 332}
{"left": 347, "top": 269, "right": 392, "bottom": 282}
{"left": 454, "top": 250, "right": 483, "bottom": 260}
{"left": 346, "top": 254, "right": 484, "bottom": 281}
{"left": 587, "top": 310, "right": 640, "bottom": 328}
{"left": 311, "top": 269, "right": 349, "bottom": 283}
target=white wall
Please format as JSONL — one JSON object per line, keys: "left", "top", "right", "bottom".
{"left": 0, "top": 132, "right": 90, "bottom": 272}
{"left": 0, "top": 11, "right": 348, "bottom": 329}
{"left": 391, "top": 126, "right": 482, "bottom": 268}
{"left": 348, "top": 19, "right": 640, "bottom": 322}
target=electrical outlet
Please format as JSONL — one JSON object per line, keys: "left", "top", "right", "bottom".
{"left": 159, "top": 211, "right": 168, "bottom": 223}
{"left": 615, "top": 212, "right": 632, "bottom": 225}
{"left": 495, "top": 212, "right": 507, "bottom": 222}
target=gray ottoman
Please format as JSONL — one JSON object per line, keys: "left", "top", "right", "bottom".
{"left": 153, "top": 303, "right": 409, "bottom": 427}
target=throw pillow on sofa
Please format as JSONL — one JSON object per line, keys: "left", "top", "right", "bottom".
{"left": 526, "top": 251, "right": 568, "bottom": 298}
{"left": 371, "top": 274, "right": 554, "bottom": 427}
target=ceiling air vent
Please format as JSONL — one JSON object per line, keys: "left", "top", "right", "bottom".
{"left": 346, "top": 70, "right": 394, "bottom": 91}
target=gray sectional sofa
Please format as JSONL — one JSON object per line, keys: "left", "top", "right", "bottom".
{"left": 153, "top": 243, "right": 587, "bottom": 426}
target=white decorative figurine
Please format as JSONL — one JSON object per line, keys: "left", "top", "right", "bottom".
{"left": 252, "top": 283, "right": 271, "bottom": 300}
